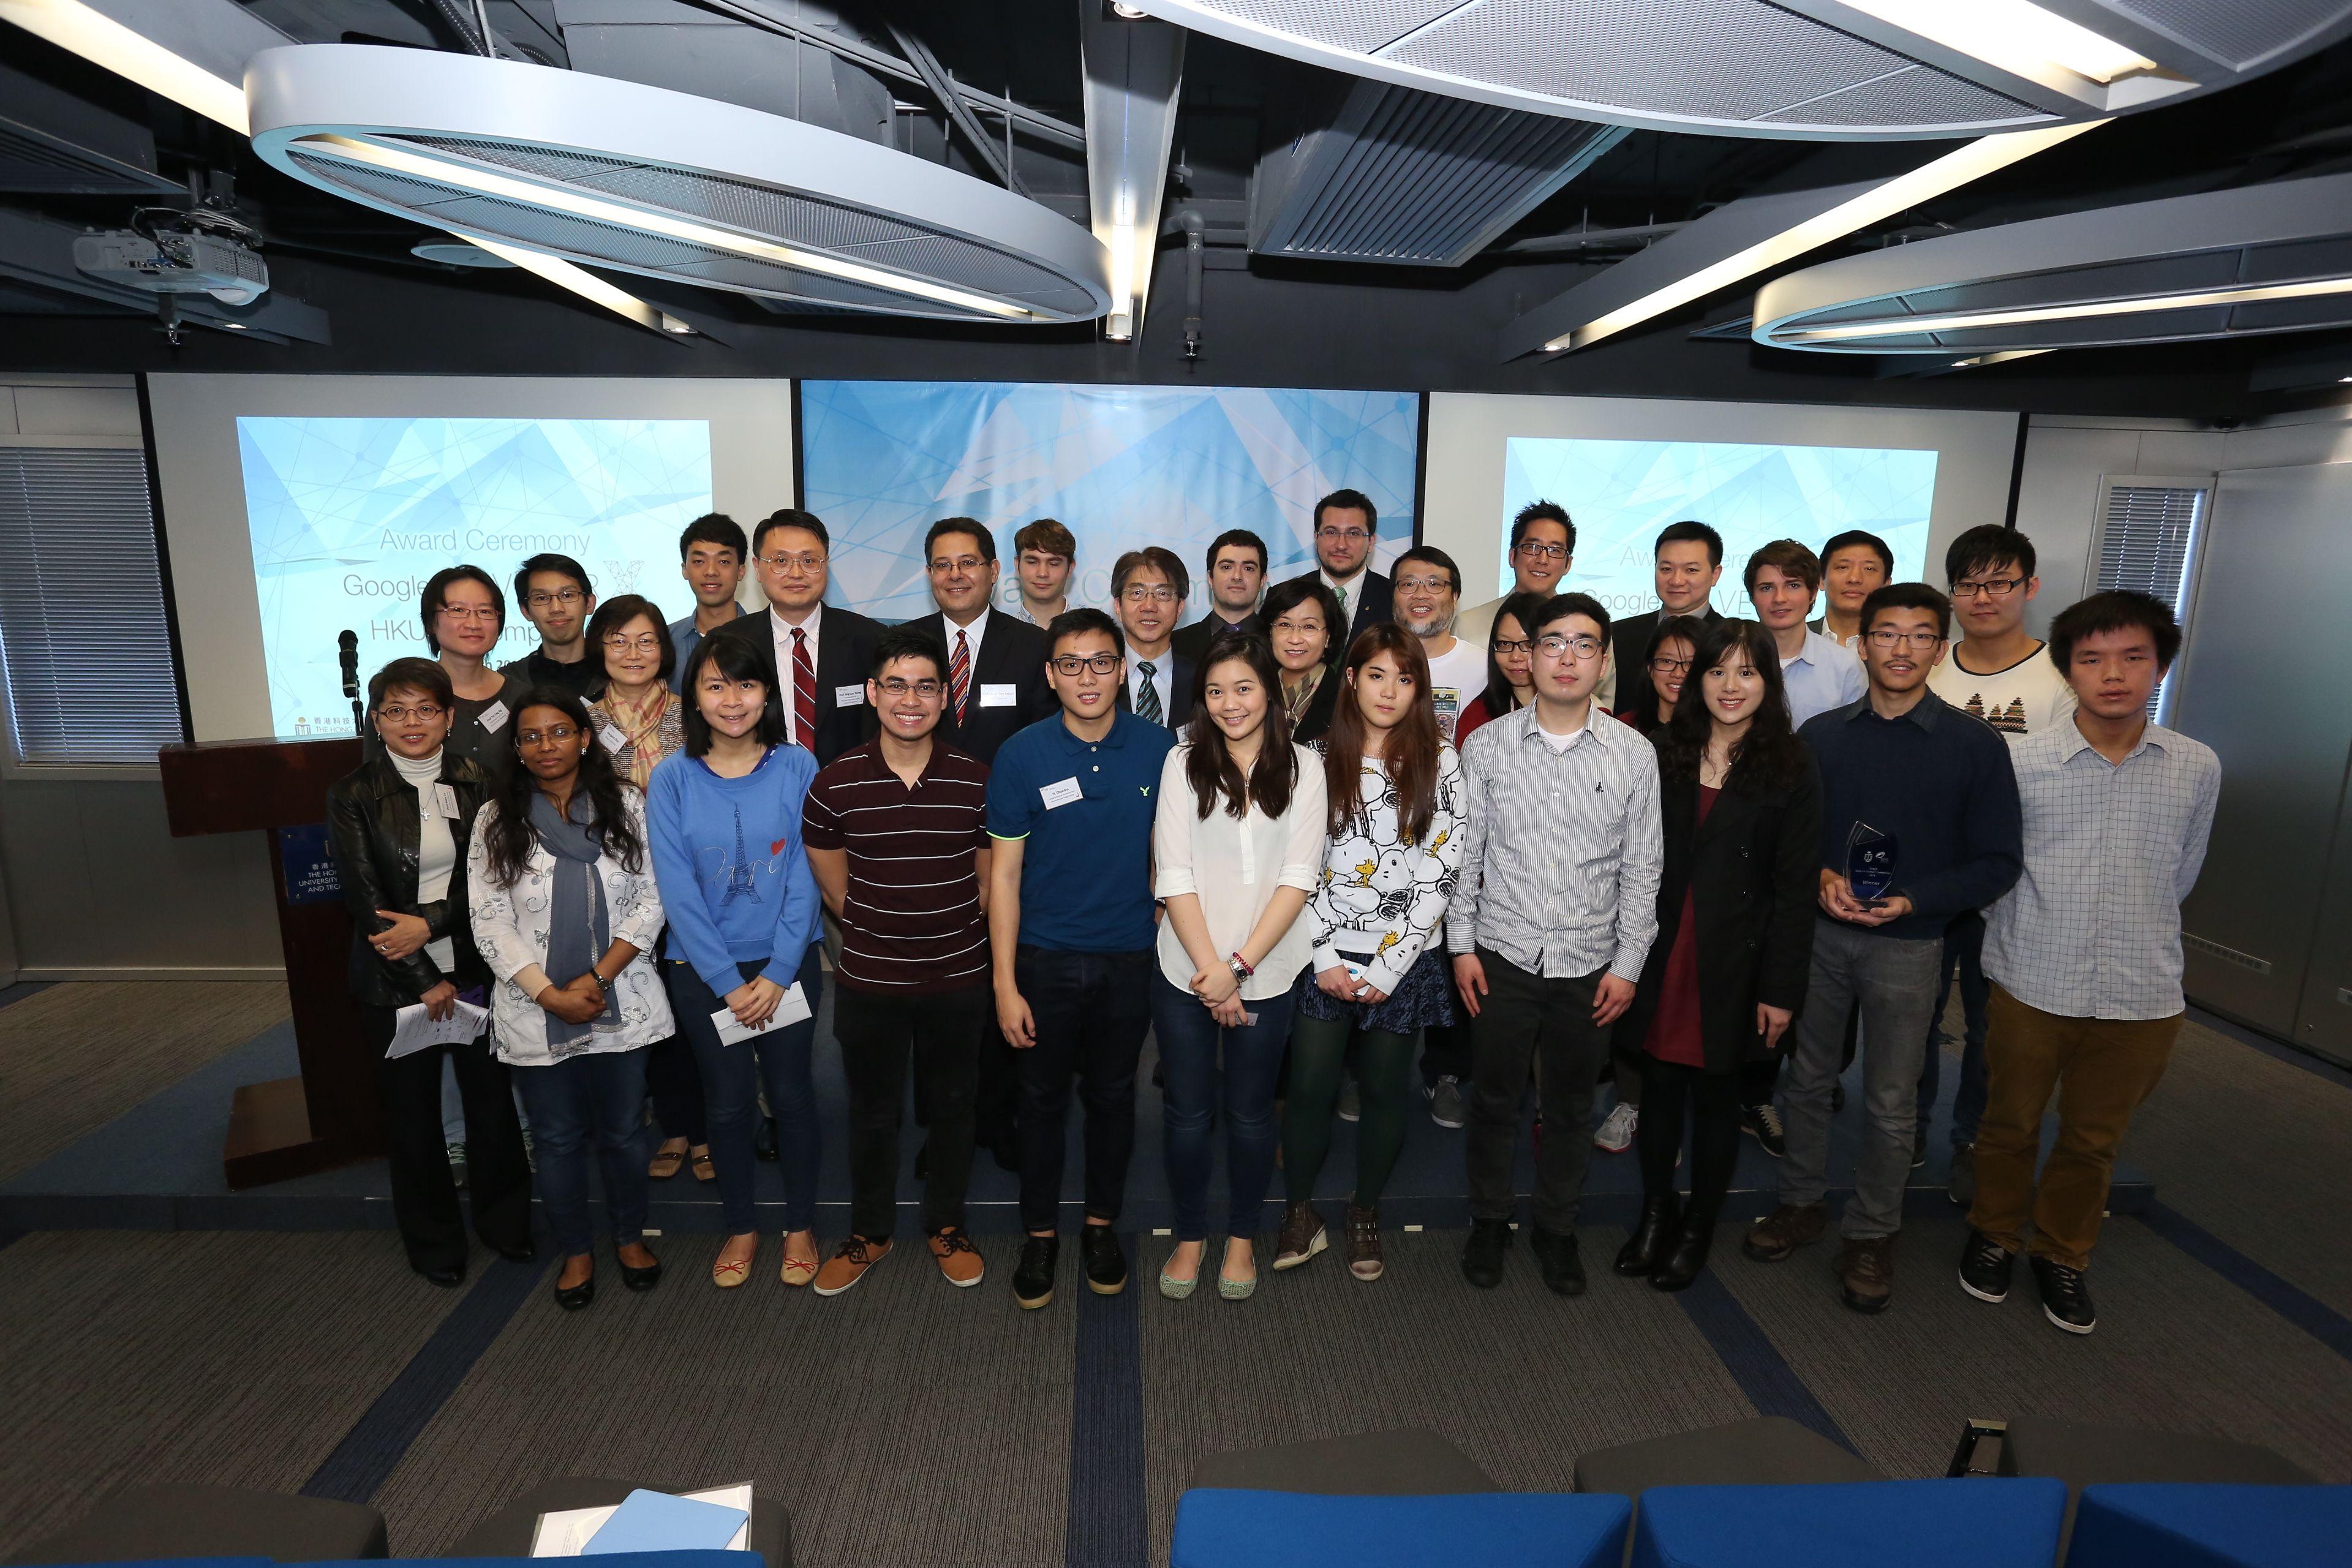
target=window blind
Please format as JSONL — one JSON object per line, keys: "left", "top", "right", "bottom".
{"left": 2094, "top": 480, "right": 2206, "bottom": 720}
{"left": 0, "top": 445, "right": 186, "bottom": 764}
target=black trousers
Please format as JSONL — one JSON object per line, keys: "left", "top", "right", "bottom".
{"left": 1463, "top": 951, "right": 1611, "bottom": 1234}
{"left": 644, "top": 1031, "right": 706, "bottom": 1144}
{"left": 1419, "top": 1018, "right": 1472, "bottom": 1088}
{"left": 364, "top": 1005, "right": 532, "bottom": 1273}
{"left": 1012, "top": 946, "right": 1153, "bottom": 1234}
{"left": 1636, "top": 1053, "right": 1743, "bottom": 1224}
{"left": 834, "top": 982, "right": 987, "bottom": 1240}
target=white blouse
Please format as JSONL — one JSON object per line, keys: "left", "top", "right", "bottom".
{"left": 1306, "top": 746, "right": 1465, "bottom": 995}
{"left": 1152, "top": 742, "right": 1329, "bottom": 1001}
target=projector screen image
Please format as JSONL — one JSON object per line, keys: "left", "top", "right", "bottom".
{"left": 801, "top": 380, "right": 1420, "bottom": 624}
{"left": 237, "top": 416, "right": 713, "bottom": 737}
{"left": 1499, "top": 437, "right": 1937, "bottom": 618}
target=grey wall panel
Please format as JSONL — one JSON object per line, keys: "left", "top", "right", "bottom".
{"left": 2296, "top": 780, "right": 2352, "bottom": 1065}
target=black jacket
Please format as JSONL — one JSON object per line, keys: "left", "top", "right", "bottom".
{"left": 913, "top": 609, "right": 1057, "bottom": 766}
{"left": 1116, "top": 647, "right": 1197, "bottom": 732}
{"left": 1275, "top": 567, "right": 1393, "bottom": 649}
{"left": 1170, "top": 611, "right": 1261, "bottom": 667}
{"left": 325, "top": 751, "right": 491, "bottom": 1007}
{"left": 1621, "top": 752, "right": 1822, "bottom": 1076}
{"left": 704, "top": 605, "right": 884, "bottom": 766}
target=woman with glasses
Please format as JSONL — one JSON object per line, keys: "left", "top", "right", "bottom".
{"left": 1276, "top": 624, "right": 1462, "bottom": 1283}
{"left": 327, "top": 657, "right": 533, "bottom": 1287}
{"left": 1259, "top": 578, "right": 1344, "bottom": 747}
{"left": 585, "top": 597, "right": 706, "bottom": 1186}
{"left": 1615, "top": 614, "right": 1708, "bottom": 739}
{"left": 1455, "top": 589, "right": 1550, "bottom": 747}
{"left": 1152, "top": 630, "right": 1329, "bottom": 1301}
{"left": 420, "top": 565, "right": 516, "bottom": 783}
{"left": 647, "top": 635, "right": 827, "bottom": 1289}
{"left": 1615, "top": 621, "right": 1817, "bottom": 1291}
{"left": 469, "top": 688, "right": 673, "bottom": 1310}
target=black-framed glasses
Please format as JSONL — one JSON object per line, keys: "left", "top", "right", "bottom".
{"left": 875, "top": 677, "right": 943, "bottom": 699}
{"left": 1493, "top": 636, "right": 1533, "bottom": 657}
{"left": 376, "top": 703, "right": 446, "bottom": 723}
{"left": 1515, "top": 540, "right": 1568, "bottom": 562}
{"left": 524, "top": 589, "right": 585, "bottom": 609}
{"left": 1952, "top": 576, "right": 2026, "bottom": 599}
{"left": 1395, "top": 575, "right": 1454, "bottom": 595}
{"left": 1649, "top": 655, "right": 1693, "bottom": 675}
{"left": 1052, "top": 653, "right": 1121, "bottom": 676}
{"left": 1867, "top": 628, "right": 1946, "bottom": 650}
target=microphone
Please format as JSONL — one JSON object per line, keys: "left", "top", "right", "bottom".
{"left": 339, "top": 628, "right": 360, "bottom": 698}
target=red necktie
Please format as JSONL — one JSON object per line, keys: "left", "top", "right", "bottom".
{"left": 791, "top": 627, "right": 817, "bottom": 750}
{"left": 950, "top": 629, "right": 971, "bottom": 724}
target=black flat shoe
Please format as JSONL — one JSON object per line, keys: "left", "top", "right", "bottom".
{"left": 1651, "top": 1215, "right": 1715, "bottom": 1292}
{"left": 494, "top": 1242, "right": 537, "bottom": 1264}
{"left": 1615, "top": 1193, "right": 1680, "bottom": 1277}
{"left": 420, "top": 1263, "right": 466, "bottom": 1288}
{"left": 619, "top": 1253, "right": 663, "bottom": 1292}
{"left": 554, "top": 1273, "right": 596, "bottom": 1311}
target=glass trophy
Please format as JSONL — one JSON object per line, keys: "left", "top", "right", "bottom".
{"left": 1847, "top": 821, "right": 1897, "bottom": 904}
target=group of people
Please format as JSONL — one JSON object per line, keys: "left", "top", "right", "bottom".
{"left": 327, "top": 486, "right": 2215, "bottom": 1335}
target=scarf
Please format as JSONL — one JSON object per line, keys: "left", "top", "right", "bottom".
{"left": 1283, "top": 663, "right": 1325, "bottom": 727}
{"left": 529, "top": 789, "right": 617, "bottom": 1049}
{"left": 599, "top": 684, "right": 671, "bottom": 791}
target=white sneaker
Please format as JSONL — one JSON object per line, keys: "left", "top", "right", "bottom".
{"left": 1593, "top": 1101, "right": 1638, "bottom": 1153}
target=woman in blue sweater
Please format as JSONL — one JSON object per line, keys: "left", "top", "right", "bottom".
{"left": 647, "top": 634, "right": 825, "bottom": 1289}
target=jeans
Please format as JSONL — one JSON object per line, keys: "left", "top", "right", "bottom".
{"left": 1284, "top": 1011, "right": 1415, "bottom": 1207}
{"left": 670, "top": 948, "right": 824, "bottom": 1234}
{"left": 1778, "top": 919, "right": 1943, "bottom": 1240}
{"left": 1637, "top": 1054, "right": 1741, "bottom": 1224}
{"left": 1915, "top": 908, "right": 1991, "bottom": 1147}
{"left": 510, "top": 1047, "right": 651, "bottom": 1256}
{"left": 364, "top": 1002, "right": 532, "bottom": 1273}
{"left": 1463, "top": 952, "right": 1612, "bottom": 1234}
{"left": 1012, "top": 947, "right": 1154, "bottom": 1234}
{"left": 834, "top": 982, "right": 987, "bottom": 1240}
{"left": 1153, "top": 971, "right": 1297, "bottom": 1241}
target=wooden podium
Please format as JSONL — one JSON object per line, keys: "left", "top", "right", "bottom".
{"left": 159, "top": 734, "right": 380, "bottom": 1189}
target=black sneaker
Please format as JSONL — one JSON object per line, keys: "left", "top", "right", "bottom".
{"left": 2030, "top": 1255, "right": 2097, "bottom": 1335}
{"left": 1740, "top": 1101, "right": 1785, "bottom": 1158}
{"left": 1948, "top": 1143, "right": 1977, "bottom": 1207}
{"left": 1958, "top": 1229, "right": 2013, "bottom": 1303}
{"left": 1012, "top": 1235, "right": 1058, "bottom": 1311}
{"left": 1461, "top": 1218, "right": 1512, "bottom": 1289}
{"left": 1079, "top": 1223, "right": 1127, "bottom": 1296}
{"left": 1529, "top": 1226, "right": 1586, "bottom": 1297}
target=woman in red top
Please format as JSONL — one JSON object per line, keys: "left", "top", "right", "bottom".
{"left": 1453, "top": 590, "right": 1549, "bottom": 746}
{"left": 1615, "top": 620, "right": 1820, "bottom": 1291}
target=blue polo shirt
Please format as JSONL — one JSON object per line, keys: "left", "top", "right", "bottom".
{"left": 987, "top": 707, "right": 1175, "bottom": 952}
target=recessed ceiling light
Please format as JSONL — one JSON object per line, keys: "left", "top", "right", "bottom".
{"left": 1781, "top": 275, "right": 2352, "bottom": 344}
{"left": 1109, "top": 2, "right": 1150, "bottom": 17}
{"left": 1837, "top": 0, "right": 2158, "bottom": 85}
{"left": 454, "top": 232, "right": 695, "bottom": 338}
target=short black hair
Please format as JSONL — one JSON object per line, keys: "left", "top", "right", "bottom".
{"left": 925, "top": 516, "right": 997, "bottom": 564}
{"left": 368, "top": 656, "right": 453, "bottom": 712}
{"left": 1656, "top": 520, "right": 1723, "bottom": 568}
{"left": 1313, "top": 488, "right": 1378, "bottom": 534}
{"left": 1259, "top": 575, "right": 1344, "bottom": 658}
{"left": 870, "top": 624, "right": 948, "bottom": 682}
{"left": 753, "top": 508, "right": 829, "bottom": 557}
{"left": 418, "top": 564, "right": 505, "bottom": 654}
{"left": 1047, "top": 606, "right": 1125, "bottom": 659}
{"left": 1860, "top": 582, "right": 1953, "bottom": 642}
{"left": 1112, "top": 545, "right": 1189, "bottom": 602}
{"left": 1509, "top": 500, "right": 1575, "bottom": 556}
{"left": 1531, "top": 590, "right": 1611, "bottom": 639}
{"left": 1822, "top": 529, "right": 1894, "bottom": 576}
{"left": 1205, "top": 528, "right": 1268, "bottom": 576}
{"left": 678, "top": 512, "right": 747, "bottom": 562}
{"left": 585, "top": 594, "right": 677, "bottom": 684}
{"left": 1945, "top": 523, "right": 2036, "bottom": 586}
{"left": 2048, "top": 590, "right": 2182, "bottom": 674}
{"left": 1395, "top": 545, "right": 1459, "bottom": 595}
{"left": 678, "top": 631, "right": 788, "bottom": 756}
{"left": 513, "top": 552, "right": 592, "bottom": 605}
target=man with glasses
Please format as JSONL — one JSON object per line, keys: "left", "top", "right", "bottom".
{"left": 1453, "top": 593, "right": 1663, "bottom": 1297}
{"left": 1749, "top": 583, "right": 2021, "bottom": 1316}
{"left": 910, "top": 517, "right": 1054, "bottom": 769}
{"left": 1604, "top": 521, "right": 1724, "bottom": 714}
{"left": 1457, "top": 500, "right": 1573, "bottom": 654}
{"left": 706, "top": 508, "right": 881, "bottom": 766}
{"left": 1011, "top": 518, "right": 1077, "bottom": 628}
{"left": 1746, "top": 539, "right": 1864, "bottom": 728}
{"left": 668, "top": 513, "right": 753, "bottom": 694}
{"left": 1812, "top": 529, "right": 1894, "bottom": 649}
{"left": 1172, "top": 529, "right": 1268, "bottom": 666}
{"left": 1277, "top": 488, "right": 1393, "bottom": 648}
{"left": 1394, "top": 545, "right": 1487, "bottom": 742}
{"left": 802, "top": 626, "right": 996, "bottom": 1292}
{"left": 1923, "top": 525, "right": 2076, "bottom": 1201}
{"left": 502, "top": 552, "right": 605, "bottom": 700}
{"left": 988, "top": 609, "right": 1178, "bottom": 1308}
{"left": 1112, "top": 546, "right": 1194, "bottom": 728}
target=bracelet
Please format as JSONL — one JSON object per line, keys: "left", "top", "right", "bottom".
{"left": 1227, "top": 951, "right": 1254, "bottom": 978}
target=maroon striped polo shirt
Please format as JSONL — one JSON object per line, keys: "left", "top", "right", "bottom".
{"left": 801, "top": 737, "right": 992, "bottom": 993}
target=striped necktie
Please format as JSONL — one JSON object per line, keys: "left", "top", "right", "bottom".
{"left": 1136, "top": 661, "right": 1161, "bottom": 725}
{"left": 951, "top": 629, "right": 972, "bottom": 723}
{"left": 790, "top": 627, "right": 817, "bottom": 751}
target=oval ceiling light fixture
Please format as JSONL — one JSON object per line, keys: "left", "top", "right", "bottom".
{"left": 1752, "top": 173, "right": 2352, "bottom": 353}
{"left": 245, "top": 45, "right": 1112, "bottom": 323}
{"left": 1119, "top": 0, "right": 2352, "bottom": 139}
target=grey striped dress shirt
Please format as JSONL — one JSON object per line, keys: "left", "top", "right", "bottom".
{"left": 1982, "top": 719, "right": 2220, "bottom": 1020}
{"left": 1447, "top": 704, "right": 1664, "bottom": 982}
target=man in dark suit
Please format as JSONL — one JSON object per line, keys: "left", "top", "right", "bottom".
{"left": 1273, "top": 487, "right": 1393, "bottom": 651}
{"left": 1605, "top": 519, "right": 1725, "bottom": 717}
{"left": 703, "top": 508, "right": 881, "bottom": 766}
{"left": 1112, "top": 545, "right": 1195, "bottom": 728}
{"left": 910, "top": 518, "right": 1055, "bottom": 767}
{"left": 1170, "top": 528, "right": 1268, "bottom": 667}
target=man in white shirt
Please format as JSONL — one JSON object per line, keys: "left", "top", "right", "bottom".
{"left": 1457, "top": 500, "right": 1574, "bottom": 654}
{"left": 707, "top": 508, "right": 881, "bottom": 766}
{"left": 911, "top": 518, "right": 1054, "bottom": 769}
{"left": 1745, "top": 539, "right": 1865, "bottom": 728}
{"left": 1393, "top": 545, "right": 1488, "bottom": 744}
{"left": 1274, "top": 488, "right": 1393, "bottom": 647}
{"left": 1812, "top": 529, "right": 1893, "bottom": 649}
{"left": 1114, "top": 546, "right": 1193, "bottom": 727}
{"left": 1010, "top": 518, "right": 1076, "bottom": 627}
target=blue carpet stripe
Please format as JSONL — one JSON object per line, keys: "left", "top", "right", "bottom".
{"left": 300, "top": 1254, "right": 545, "bottom": 1503}
{"left": 2137, "top": 1203, "right": 2352, "bottom": 1363}
{"left": 1065, "top": 1235, "right": 1147, "bottom": 1568}
{"left": 1675, "top": 1270, "right": 1859, "bottom": 1455}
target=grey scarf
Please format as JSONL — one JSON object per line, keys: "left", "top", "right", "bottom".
{"left": 530, "top": 790, "right": 617, "bottom": 1049}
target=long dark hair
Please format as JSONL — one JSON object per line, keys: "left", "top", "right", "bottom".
{"left": 1480, "top": 589, "right": 1551, "bottom": 717}
{"left": 1184, "top": 630, "right": 1299, "bottom": 822}
{"left": 1324, "top": 624, "right": 1443, "bottom": 845}
{"left": 1621, "top": 613, "right": 1708, "bottom": 737}
{"left": 480, "top": 686, "right": 647, "bottom": 888}
{"left": 679, "top": 632, "right": 787, "bottom": 757}
{"left": 1655, "top": 620, "right": 1809, "bottom": 794}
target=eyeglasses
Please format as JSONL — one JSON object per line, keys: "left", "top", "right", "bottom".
{"left": 875, "top": 677, "right": 943, "bottom": 699}
{"left": 1952, "top": 576, "right": 2025, "bottom": 599}
{"left": 525, "top": 589, "right": 585, "bottom": 609}
{"left": 1052, "top": 653, "right": 1120, "bottom": 676}
{"left": 1493, "top": 637, "right": 1533, "bottom": 657}
{"left": 758, "top": 552, "right": 826, "bottom": 573}
{"left": 1121, "top": 585, "right": 1178, "bottom": 603}
{"left": 377, "top": 703, "right": 445, "bottom": 723}
{"left": 1649, "top": 655, "right": 1693, "bottom": 675}
{"left": 1867, "top": 628, "right": 1947, "bottom": 650}
{"left": 601, "top": 635, "right": 663, "bottom": 654}
{"left": 1315, "top": 526, "right": 1371, "bottom": 545}
{"left": 1395, "top": 575, "right": 1454, "bottom": 595}
{"left": 929, "top": 556, "right": 987, "bottom": 575}
{"left": 435, "top": 603, "right": 499, "bottom": 622}
{"left": 517, "top": 724, "right": 581, "bottom": 745}
{"left": 1536, "top": 633, "right": 1604, "bottom": 662}
{"left": 1515, "top": 540, "right": 1569, "bottom": 562}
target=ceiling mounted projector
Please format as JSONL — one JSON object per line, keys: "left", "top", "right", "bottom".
{"left": 244, "top": 45, "right": 1111, "bottom": 323}
{"left": 1118, "top": 0, "right": 2352, "bottom": 139}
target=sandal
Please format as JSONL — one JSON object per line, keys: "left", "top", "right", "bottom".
{"left": 690, "top": 1147, "right": 716, "bottom": 1183}
{"left": 647, "top": 1140, "right": 688, "bottom": 1181}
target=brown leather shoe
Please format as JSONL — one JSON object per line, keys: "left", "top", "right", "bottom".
{"left": 1273, "top": 1200, "right": 1327, "bottom": 1270}
{"left": 929, "top": 1227, "right": 985, "bottom": 1288}
{"left": 813, "top": 1235, "right": 891, "bottom": 1297}
{"left": 1839, "top": 1235, "right": 1896, "bottom": 1314}
{"left": 1744, "top": 1202, "right": 1828, "bottom": 1262}
{"left": 1344, "top": 1203, "right": 1383, "bottom": 1281}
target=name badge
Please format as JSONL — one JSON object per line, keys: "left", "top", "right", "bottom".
{"left": 834, "top": 684, "right": 864, "bottom": 707}
{"left": 709, "top": 982, "right": 812, "bottom": 1046}
{"left": 596, "top": 720, "right": 627, "bottom": 754}
{"left": 430, "top": 783, "right": 460, "bottom": 820}
{"left": 477, "top": 699, "right": 509, "bottom": 733}
{"left": 981, "top": 683, "right": 1018, "bottom": 708}
{"left": 1039, "top": 776, "right": 1084, "bottom": 810}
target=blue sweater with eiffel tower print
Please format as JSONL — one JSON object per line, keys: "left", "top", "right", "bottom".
{"left": 647, "top": 743, "right": 822, "bottom": 997}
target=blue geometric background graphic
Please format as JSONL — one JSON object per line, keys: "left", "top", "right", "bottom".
{"left": 237, "top": 416, "right": 711, "bottom": 736}
{"left": 802, "top": 381, "right": 1421, "bottom": 624}
{"left": 1501, "top": 437, "right": 1937, "bottom": 619}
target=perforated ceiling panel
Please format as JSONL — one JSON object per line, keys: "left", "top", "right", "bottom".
{"left": 2106, "top": 0, "right": 2352, "bottom": 69}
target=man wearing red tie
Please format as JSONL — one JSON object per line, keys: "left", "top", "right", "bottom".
{"left": 706, "top": 508, "right": 882, "bottom": 767}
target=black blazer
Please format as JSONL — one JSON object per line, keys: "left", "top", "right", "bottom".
{"left": 1276, "top": 567, "right": 1392, "bottom": 649}
{"left": 325, "top": 752, "right": 491, "bottom": 1007}
{"left": 917, "top": 609, "right": 1055, "bottom": 766}
{"left": 1284, "top": 665, "right": 1343, "bottom": 746}
{"left": 1170, "top": 611, "right": 1260, "bottom": 666}
{"left": 1611, "top": 606, "right": 1722, "bottom": 715}
{"left": 1115, "top": 648, "right": 1197, "bottom": 732}
{"left": 1621, "top": 752, "right": 1822, "bottom": 1076}
{"left": 704, "top": 605, "right": 883, "bottom": 766}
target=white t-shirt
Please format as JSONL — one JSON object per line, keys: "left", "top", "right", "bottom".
{"left": 390, "top": 748, "right": 458, "bottom": 973}
{"left": 1421, "top": 636, "right": 1490, "bottom": 743}
{"left": 1928, "top": 641, "right": 2078, "bottom": 743}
